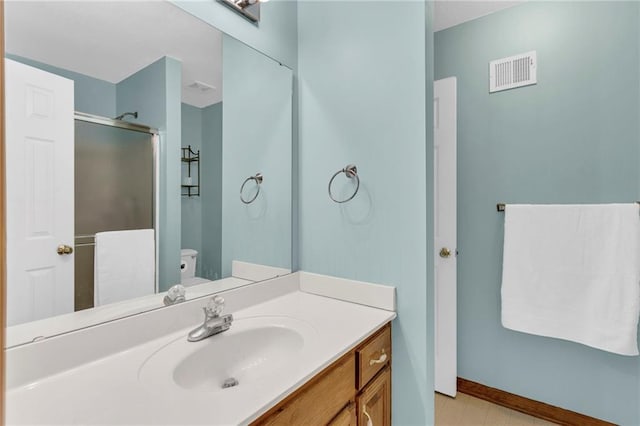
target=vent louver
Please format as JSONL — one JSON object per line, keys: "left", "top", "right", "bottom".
{"left": 186, "top": 81, "right": 216, "bottom": 92}
{"left": 489, "top": 51, "right": 537, "bottom": 93}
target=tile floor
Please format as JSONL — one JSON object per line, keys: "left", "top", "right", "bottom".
{"left": 435, "top": 392, "right": 559, "bottom": 425}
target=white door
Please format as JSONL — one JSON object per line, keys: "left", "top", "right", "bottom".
{"left": 6, "top": 59, "right": 75, "bottom": 326}
{"left": 434, "top": 77, "right": 457, "bottom": 396}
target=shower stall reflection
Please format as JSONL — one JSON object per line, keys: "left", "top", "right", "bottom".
{"left": 74, "top": 113, "right": 157, "bottom": 311}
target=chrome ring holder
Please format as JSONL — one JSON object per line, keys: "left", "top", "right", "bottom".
{"left": 328, "top": 164, "right": 360, "bottom": 203}
{"left": 240, "top": 173, "right": 263, "bottom": 204}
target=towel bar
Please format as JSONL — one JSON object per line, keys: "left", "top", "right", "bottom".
{"left": 496, "top": 202, "right": 640, "bottom": 212}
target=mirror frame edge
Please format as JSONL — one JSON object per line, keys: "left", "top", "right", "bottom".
{"left": 1, "top": 0, "right": 6, "bottom": 422}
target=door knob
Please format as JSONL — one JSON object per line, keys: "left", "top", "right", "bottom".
{"left": 439, "top": 247, "right": 451, "bottom": 258}
{"left": 57, "top": 244, "right": 73, "bottom": 255}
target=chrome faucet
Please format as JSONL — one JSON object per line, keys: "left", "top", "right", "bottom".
{"left": 188, "top": 296, "right": 233, "bottom": 342}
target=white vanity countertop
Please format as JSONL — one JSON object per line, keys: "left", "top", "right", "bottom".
{"left": 5, "top": 276, "right": 252, "bottom": 348}
{"left": 6, "top": 286, "right": 396, "bottom": 425}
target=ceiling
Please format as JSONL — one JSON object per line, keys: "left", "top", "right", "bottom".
{"left": 5, "top": 0, "right": 528, "bottom": 107}
{"left": 5, "top": 1, "right": 223, "bottom": 108}
{"left": 434, "top": 0, "right": 526, "bottom": 32}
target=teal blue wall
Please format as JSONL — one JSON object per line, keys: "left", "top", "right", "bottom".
{"left": 201, "top": 102, "right": 223, "bottom": 280}
{"left": 297, "top": 2, "right": 432, "bottom": 424}
{"left": 425, "top": 3, "right": 436, "bottom": 424}
{"left": 180, "top": 0, "right": 298, "bottom": 275}
{"left": 163, "top": 58, "right": 183, "bottom": 291}
{"left": 180, "top": 102, "right": 223, "bottom": 281}
{"left": 221, "top": 35, "right": 292, "bottom": 277}
{"left": 172, "top": 0, "right": 297, "bottom": 69}
{"left": 181, "top": 103, "right": 203, "bottom": 277}
{"left": 117, "top": 57, "right": 183, "bottom": 291}
{"left": 435, "top": 2, "right": 640, "bottom": 424}
{"left": 4, "top": 54, "right": 116, "bottom": 118}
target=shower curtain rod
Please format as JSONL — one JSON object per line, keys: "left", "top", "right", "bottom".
{"left": 496, "top": 202, "right": 640, "bottom": 212}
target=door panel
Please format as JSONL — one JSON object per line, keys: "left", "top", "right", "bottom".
{"left": 329, "top": 402, "right": 357, "bottom": 426}
{"left": 5, "top": 59, "right": 74, "bottom": 325}
{"left": 434, "top": 77, "right": 457, "bottom": 396}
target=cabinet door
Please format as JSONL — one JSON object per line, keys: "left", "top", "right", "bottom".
{"left": 329, "top": 401, "right": 357, "bottom": 426}
{"left": 357, "top": 367, "right": 391, "bottom": 426}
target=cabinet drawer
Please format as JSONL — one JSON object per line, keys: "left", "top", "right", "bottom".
{"left": 254, "top": 354, "right": 355, "bottom": 426}
{"left": 356, "top": 324, "right": 391, "bottom": 390}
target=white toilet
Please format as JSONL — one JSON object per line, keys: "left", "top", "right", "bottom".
{"left": 180, "top": 249, "right": 209, "bottom": 286}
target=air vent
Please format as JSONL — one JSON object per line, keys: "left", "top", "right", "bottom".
{"left": 489, "top": 51, "right": 537, "bottom": 93}
{"left": 186, "top": 81, "right": 216, "bottom": 93}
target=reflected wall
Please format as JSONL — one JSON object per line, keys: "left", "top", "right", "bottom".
{"left": 222, "top": 35, "right": 293, "bottom": 276}
{"left": 181, "top": 102, "right": 223, "bottom": 280}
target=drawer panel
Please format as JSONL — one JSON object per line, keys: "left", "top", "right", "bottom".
{"left": 357, "top": 324, "right": 391, "bottom": 390}
{"left": 254, "top": 354, "right": 356, "bottom": 426}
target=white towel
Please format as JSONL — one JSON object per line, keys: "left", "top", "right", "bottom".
{"left": 501, "top": 204, "right": 640, "bottom": 356}
{"left": 94, "top": 229, "right": 155, "bottom": 306}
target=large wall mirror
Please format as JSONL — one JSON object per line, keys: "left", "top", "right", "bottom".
{"left": 4, "top": 1, "right": 293, "bottom": 347}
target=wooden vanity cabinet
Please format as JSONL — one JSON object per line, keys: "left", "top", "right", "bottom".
{"left": 328, "top": 401, "right": 357, "bottom": 426}
{"left": 252, "top": 323, "right": 391, "bottom": 426}
{"left": 257, "top": 354, "right": 355, "bottom": 425}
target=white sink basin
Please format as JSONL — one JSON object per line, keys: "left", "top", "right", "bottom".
{"left": 138, "top": 316, "right": 317, "bottom": 393}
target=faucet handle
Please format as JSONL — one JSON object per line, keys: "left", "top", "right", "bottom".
{"left": 163, "top": 284, "right": 186, "bottom": 306}
{"left": 204, "top": 296, "right": 225, "bottom": 318}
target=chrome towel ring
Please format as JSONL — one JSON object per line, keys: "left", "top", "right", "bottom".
{"left": 328, "top": 164, "right": 359, "bottom": 203}
{"left": 240, "top": 173, "right": 263, "bottom": 204}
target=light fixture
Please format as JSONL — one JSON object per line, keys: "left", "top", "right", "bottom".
{"left": 219, "top": 0, "right": 268, "bottom": 23}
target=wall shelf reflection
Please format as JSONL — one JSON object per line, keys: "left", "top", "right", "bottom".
{"left": 181, "top": 145, "right": 200, "bottom": 197}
